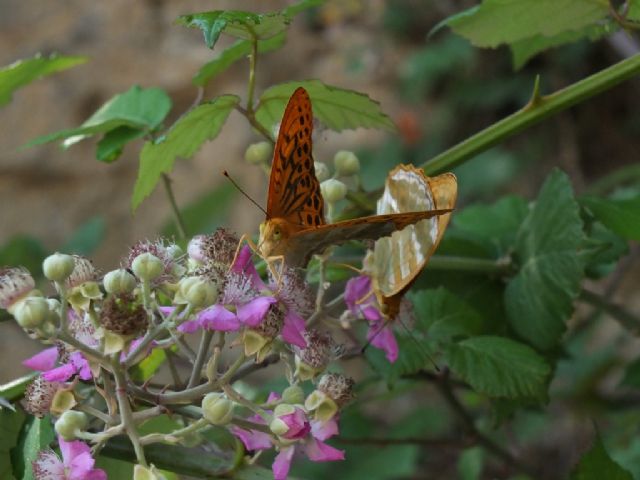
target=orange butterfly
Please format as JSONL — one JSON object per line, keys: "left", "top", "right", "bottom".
{"left": 258, "top": 87, "right": 452, "bottom": 267}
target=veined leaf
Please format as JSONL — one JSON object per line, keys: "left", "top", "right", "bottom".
{"left": 0, "top": 409, "right": 25, "bottom": 480}
{"left": 445, "top": 336, "right": 551, "bottom": 400}
{"left": 10, "top": 415, "right": 55, "bottom": 480}
{"left": 193, "top": 32, "right": 286, "bottom": 86}
{"left": 131, "top": 95, "right": 239, "bottom": 211}
{"left": 0, "top": 53, "right": 86, "bottom": 107}
{"left": 255, "top": 80, "right": 395, "bottom": 134}
{"left": 505, "top": 169, "right": 584, "bottom": 351}
{"left": 177, "top": 10, "right": 290, "bottom": 49}
{"left": 571, "top": 433, "right": 633, "bottom": 480}
{"left": 96, "top": 126, "right": 146, "bottom": 163}
{"left": 26, "top": 86, "right": 171, "bottom": 148}
{"left": 445, "top": 0, "right": 610, "bottom": 48}
{"left": 581, "top": 195, "right": 640, "bottom": 241}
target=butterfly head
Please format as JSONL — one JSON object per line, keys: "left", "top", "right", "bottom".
{"left": 258, "top": 218, "right": 292, "bottom": 259}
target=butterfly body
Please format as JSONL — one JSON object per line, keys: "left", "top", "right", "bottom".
{"left": 259, "top": 87, "right": 453, "bottom": 268}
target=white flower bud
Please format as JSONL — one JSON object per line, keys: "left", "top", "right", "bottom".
{"left": 13, "top": 296, "right": 49, "bottom": 329}
{"left": 201, "top": 393, "right": 234, "bottom": 425}
{"left": 54, "top": 410, "right": 88, "bottom": 440}
{"left": 334, "top": 150, "right": 360, "bottom": 176}
{"left": 103, "top": 269, "right": 137, "bottom": 294}
{"left": 282, "top": 385, "right": 304, "bottom": 405}
{"left": 42, "top": 253, "right": 75, "bottom": 282}
{"left": 320, "top": 179, "right": 347, "bottom": 204}
{"left": 131, "top": 253, "right": 164, "bottom": 282}
{"left": 314, "top": 161, "right": 330, "bottom": 182}
{"left": 176, "top": 276, "right": 218, "bottom": 308}
{"left": 245, "top": 141, "right": 272, "bottom": 165}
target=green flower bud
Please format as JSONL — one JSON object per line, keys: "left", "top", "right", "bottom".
{"left": 245, "top": 141, "right": 273, "bottom": 165}
{"left": 273, "top": 403, "right": 295, "bottom": 417}
{"left": 175, "top": 276, "right": 218, "bottom": 308}
{"left": 201, "top": 393, "right": 234, "bottom": 425}
{"left": 333, "top": 150, "right": 360, "bottom": 176}
{"left": 134, "top": 465, "right": 167, "bottom": 480}
{"left": 320, "top": 179, "right": 347, "bottom": 204}
{"left": 13, "top": 296, "right": 49, "bottom": 329}
{"left": 103, "top": 269, "right": 137, "bottom": 294}
{"left": 282, "top": 385, "right": 305, "bottom": 405}
{"left": 269, "top": 417, "right": 289, "bottom": 436}
{"left": 131, "top": 253, "right": 164, "bottom": 282}
{"left": 314, "top": 161, "right": 330, "bottom": 182}
{"left": 42, "top": 253, "right": 75, "bottom": 282}
{"left": 54, "top": 410, "right": 88, "bottom": 440}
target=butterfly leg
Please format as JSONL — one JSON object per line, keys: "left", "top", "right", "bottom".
{"left": 228, "top": 234, "right": 263, "bottom": 273}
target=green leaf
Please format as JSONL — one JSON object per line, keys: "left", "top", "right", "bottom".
{"left": 177, "top": 10, "right": 290, "bottom": 49}
{"left": 281, "top": 0, "right": 324, "bottom": 17}
{"left": 366, "top": 334, "right": 435, "bottom": 385}
{"left": 628, "top": 0, "right": 640, "bottom": 21}
{"left": 193, "top": 32, "right": 286, "bottom": 86}
{"left": 26, "top": 86, "right": 171, "bottom": 148}
{"left": 10, "top": 415, "right": 55, "bottom": 480}
{"left": 445, "top": 336, "right": 551, "bottom": 400}
{"left": 445, "top": 0, "right": 610, "bottom": 48}
{"left": 457, "top": 447, "right": 484, "bottom": 480}
{"left": 581, "top": 196, "right": 640, "bottom": 241}
{"left": 0, "top": 409, "right": 25, "bottom": 480}
{"left": 505, "top": 169, "right": 584, "bottom": 351}
{"left": 60, "top": 216, "right": 105, "bottom": 256}
{"left": 161, "top": 183, "right": 237, "bottom": 238}
{"left": 511, "top": 21, "right": 617, "bottom": 70}
{"left": 255, "top": 80, "right": 395, "bottom": 133}
{"left": 410, "top": 288, "right": 484, "bottom": 341}
{"left": 619, "top": 356, "right": 640, "bottom": 389}
{"left": 96, "top": 126, "right": 145, "bottom": 163}
{"left": 571, "top": 433, "right": 633, "bottom": 480}
{"left": 0, "top": 53, "right": 87, "bottom": 107}
{"left": 0, "top": 373, "right": 38, "bottom": 402}
{"left": 581, "top": 221, "right": 628, "bottom": 279}
{"left": 130, "top": 348, "right": 167, "bottom": 382}
{"left": 131, "top": 94, "right": 239, "bottom": 211}
{"left": 0, "top": 236, "right": 47, "bottom": 274}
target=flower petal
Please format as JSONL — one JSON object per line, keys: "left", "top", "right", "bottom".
{"left": 362, "top": 305, "right": 382, "bottom": 322}
{"left": 272, "top": 446, "right": 295, "bottom": 480}
{"left": 232, "top": 245, "right": 266, "bottom": 290}
{"left": 237, "top": 296, "right": 276, "bottom": 327}
{"left": 22, "top": 347, "right": 58, "bottom": 371}
{"left": 67, "top": 451, "right": 96, "bottom": 479}
{"left": 199, "top": 305, "right": 240, "bottom": 332}
{"left": 69, "top": 352, "right": 92, "bottom": 381}
{"left": 368, "top": 322, "right": 398, "bottom": 363}
{"left": 177, "top": 319, "right": 202, "bottom": 334}
{"left": 311, "top": 418, "right": 339, "bottom": 441}
{"left": 83, "top": 470, "right": 108, "bottom": 480}
{"left": 33, "top": 449, "right": 65, "bottom": 479}
{"left": 281, "top": 311, "right": 307, "bottom": 348}
{"left": 280, "top": 407, "right": 311, "bottom": 440}
{"left": 304, "top": 437, "right": 345, "bottom": 462}
{"left": 42, "top": 363, "right": 76, "bottom": 382}
{"left": 344, "top": 275, "right": 372, "bottom": 310}
{"left": 59, "top": 436, "right": 91, "bottom": 464}
{"left": 231, "top": 426, "right": 272, "bottom": 451}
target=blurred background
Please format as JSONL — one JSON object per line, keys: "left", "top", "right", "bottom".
{"left": 1, "top": 1, "right": 640, "bottom": 478}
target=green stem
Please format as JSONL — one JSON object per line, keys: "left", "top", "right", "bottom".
{"left": 421, "top": 53, "right": 640, "bottom": 174}
{"left": 188, "top": 330, "right": 214, "bottom": 388}
{"left": 161, "top": 173, "right": 187, "bottom": 240}
{"left": 579, "top": 289, "right": 640, "bottom": 334}
{"left": 426, "top": 255, "right": 512, "bottom": 274}
{"left": 246, "top": 34, "right": 258, "bottom": 113}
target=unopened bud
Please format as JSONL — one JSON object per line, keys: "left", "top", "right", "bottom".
{"left": 334, "top": 150, "right": 360, "bottom": 176}
{"left": 103, "top": 269, "right": 137, "bottom": 294}
{"left": 134, "top": 464, "right": 167, "bottom": 480}
{"left": 202, "top": 393, "right": 234, "bottom": 425}
{"left": 42, "top": 253, "right": 75, "bottom": 282}
{"left": 245, "top": 141, "right": 273, "bottom": 165}
{"left": 131, "top": 253, "right": 164, "bottom": 282}
{"left": 176, "top": 276, "right": 218, "bottom": 308}
{"left": 320, "top": 179, "right": 347, "bottom": 204}
{"left": 314, "top": 161, "right": 330, "bottom": 182}
{"left": 54, "top": 410, "right": 88, "bottom": 440}
{"left": 282, "top": 385, "right": 304, "bottom": 405}
{"left": 13, "top": 296, "right": 49, "bottom": 329}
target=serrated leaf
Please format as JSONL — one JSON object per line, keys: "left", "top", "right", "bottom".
{"left": 10, "top": 415, "right": 55, "bottom": 480}
{"left": 410, "top": 288, "right": 484, "bottom": 341}
{"left": 0, "top": 53, "right": 87, "bottom": 107}
{"left": 571, "top": 433, "right": 633, "bottom": 480}
{"left": 581, "top": 196, "right": 640, "bottom": 241}
{"left": 445, "top": 0, "right": 610, "bottom": 48}
{"left": 0, "top": 409, "right": 25, "bottom": 480}
{"left": 26, "top": 86, "right": 171, "bottom": 148}
{"left": 60, "top": 216, "right": 105, "bottom": 256}
{"left": 131, "top": 94, "right": 239, "bottom": 211}
{"left": 366, "top": 334, "right": 435, "bottom": 385}
{"left": 255, "top": 80, "right": 395, "bottom": 133}
{"left": 511, "top": 21, "right": 617, "bottom": 70}
{"left": 96, "top": 126, "right": 145, "bottom": 163}
{"left": 177, "top": 10, "right": 290, "bottom": 49}
{"left": 445, "top": 336, "right": 551, "bottom": 400}
{"left": 505, "top": 169, "right": 584, "bottom": 351}
{"left": 193, "top": 32, "right": 286, "bottom": 86}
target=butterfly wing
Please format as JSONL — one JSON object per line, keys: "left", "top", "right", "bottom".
{"left": 367, "top": 165, "right": 457, "bottom": 302}
{"left": 266, "top": 87, "right": 325, "bottom": 229}
{"left": 284, "top": 208, "right": 453, "bottom": 267}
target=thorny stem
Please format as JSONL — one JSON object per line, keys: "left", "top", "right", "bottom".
{"left": 111, "top": 356, "right": 147, "bottom": 467}
{"left": 188, "top": 330, "right": 214, "bottom": 388}
{"left": 161, "top": 173, "right": 187, "bottom": 240}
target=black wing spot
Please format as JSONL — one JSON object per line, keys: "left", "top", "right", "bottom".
{"left": 297, "top": 164, "right": 303, "bottom": 173}
{"left": 298, "top": 131, "right": 303, "bottom": 139}
{"left": 298, "top": 106, "right": 302, "bottom": 113}
{"left": 302, "top": 143, "right": 309, "bottom": 154}
{"left": 304, "top": 127, "right": 310, "bottom": 135}
{"left": 300, "top": 116, "right": 305, "bottom": 126}
{"left": 304, "top": 158, "right": 310, "bottom": 169}
{"left": 297, "top": 147, "right": 302, "bottom": 157}
{"left": 306, "top": 198, "right": 313, "bottom": 207}
{"left": 284, "top": 134, "right": 290, "bottom": 142}
{"left": 314, "top": 215, "right": 321, "bottom": 225}
{"left": 313, "top": 195, "right": 320, "bottom": 209}
{"left": 306, "top": 213, "right": 313, "bottom": 225}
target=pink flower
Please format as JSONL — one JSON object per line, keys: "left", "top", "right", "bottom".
{"left": 345, "top": 275, "right": 398, "bottom": 363}
{"left": 32, "top": 435, "right": 106, "bottom": 480}
{"left": 231, "top": 414, "right": 272, "bottom": 451}
{"left": 23, "top": 347, "right": 92, "bottom": 382}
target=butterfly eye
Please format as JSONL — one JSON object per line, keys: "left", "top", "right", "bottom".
{"left": 273, "top": 228, "right": 281, "bottom": 240}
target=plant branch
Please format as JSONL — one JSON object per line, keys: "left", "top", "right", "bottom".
{"left": 235, "top": 105, "right": 275, "bottom": 144}
{"left": 188, "top": 330, "right": 214, "bottom": 388}
{"left": 579, "top": 288, "right": 640, "bottom": 334}
{"left": 161, "top": 173, "right": 187, "bottom": 240}
{"left": 421, "top": 53, "right": 640, "bottom": 174}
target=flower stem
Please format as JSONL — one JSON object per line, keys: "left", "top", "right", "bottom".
{"left": 161, "top": 173, "right": 187, "bottom": 240}
{"left": 246, "top": 34, "right": 258, "bottom": 113}
{"left": 421, "top": 53, "right": 640, "bottom": 174}
{"left": 188, "top": 330, "right": 214, "bottom": 388}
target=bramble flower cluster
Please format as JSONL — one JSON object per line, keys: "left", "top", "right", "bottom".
{"left": 0, "top": 220, "right": 404, "bottom": 479}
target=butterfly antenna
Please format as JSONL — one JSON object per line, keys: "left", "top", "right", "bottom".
{"left": 223, "top": 170, "right": 267, "bottom": 215}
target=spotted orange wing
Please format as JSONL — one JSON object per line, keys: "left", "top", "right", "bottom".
{"left": 266, "top": 87, "right": 324, "bottom": 229}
